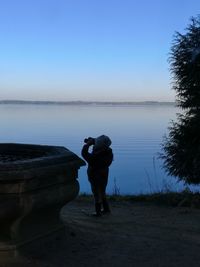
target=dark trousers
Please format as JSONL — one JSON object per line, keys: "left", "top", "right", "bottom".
{"left": 87, "top": 168, "right": 109, "bottom": 204}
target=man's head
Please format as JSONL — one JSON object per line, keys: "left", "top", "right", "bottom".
{"left": 94, "top": 135, "right": 112, "bottom": 151}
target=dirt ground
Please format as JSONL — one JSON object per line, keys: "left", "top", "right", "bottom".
{"left": 4, "top": 198, "right": 200, "bottom": 267}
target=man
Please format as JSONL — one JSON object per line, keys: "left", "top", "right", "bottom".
{"left": 81, "top": 135, "right": 113, "bottom": 216}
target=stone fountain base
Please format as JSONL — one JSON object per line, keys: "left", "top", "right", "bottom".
{"left": 0, "top": 143, "right": 85, "bottom": 261}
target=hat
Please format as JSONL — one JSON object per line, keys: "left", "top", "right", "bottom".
{"left": 94, "top": 135, "right": 112, "bottom": 150}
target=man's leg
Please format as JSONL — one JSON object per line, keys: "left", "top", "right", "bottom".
{"left": 100, "top": 171, "right": 111, "bottom": 213}
{"left": 90, "top": 180, "right": 102, "bottom": 216}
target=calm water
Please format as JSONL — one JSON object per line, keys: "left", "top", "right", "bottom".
{"left": 0, "top": 103, "right": 194, "bottom": 194}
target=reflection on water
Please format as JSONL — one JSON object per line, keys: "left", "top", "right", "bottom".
{"left": 0, "top": 104, "right": 197, "bottom": 194}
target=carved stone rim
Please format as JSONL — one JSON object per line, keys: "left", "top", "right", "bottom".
{"left": 0, "top": 143, "right": 85, "bottom": 179}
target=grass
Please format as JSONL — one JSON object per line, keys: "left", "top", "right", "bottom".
{"left": 78, "top": 190, "right": 200, "bottom": 209}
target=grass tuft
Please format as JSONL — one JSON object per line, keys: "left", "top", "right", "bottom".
{"left": 77, "top": 190, "right": 200, "bottom": 209}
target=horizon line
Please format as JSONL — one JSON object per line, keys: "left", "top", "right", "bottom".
{"left": 0, "top": 99, "right": 176, "bottom": 105}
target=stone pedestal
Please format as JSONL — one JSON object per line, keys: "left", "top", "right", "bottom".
{"left": 0, "top": 143, "right": 85, "bottom": 261}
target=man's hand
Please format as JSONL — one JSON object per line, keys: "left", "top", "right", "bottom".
{"left": 87, "top": 137, "right": 95, "bottom": 146}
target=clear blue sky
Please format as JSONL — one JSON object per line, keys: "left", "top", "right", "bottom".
{"left": 0, "top": 0, "right": 199, "bottom": 101}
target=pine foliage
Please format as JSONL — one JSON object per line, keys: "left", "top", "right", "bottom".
{"left": 162, "top": 16, "right": 200, "bottom": 184}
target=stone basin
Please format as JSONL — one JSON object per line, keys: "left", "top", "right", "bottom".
{"left": 0, "top": 143, "right": 85, "bottom": 259}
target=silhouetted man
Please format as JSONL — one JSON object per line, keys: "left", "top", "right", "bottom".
{"left": 81, "top": 135, "right": 113, "bottom": 216}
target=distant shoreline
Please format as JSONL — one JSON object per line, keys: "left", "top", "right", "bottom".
{"left": 0, "top": 100, "right": 176, "bottom": 106}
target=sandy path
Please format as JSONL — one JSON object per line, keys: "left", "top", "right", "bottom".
{"left": 5, "top": 199, "right": 200, "bottom": 267}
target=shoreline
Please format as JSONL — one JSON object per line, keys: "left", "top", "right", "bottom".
{"left": 79, "top": 190, "right": 200, "bottom": 209}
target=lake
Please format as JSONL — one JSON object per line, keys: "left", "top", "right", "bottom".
{"left": 0, "top": 103, "right": 195, "bottom": 194}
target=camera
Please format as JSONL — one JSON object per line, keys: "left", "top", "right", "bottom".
{"left": 84, "top": 137, "right": 95, "bottom": 144}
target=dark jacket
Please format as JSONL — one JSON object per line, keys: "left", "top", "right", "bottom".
{"left": 81, "top": 144, "right": 113, "bottom": 171}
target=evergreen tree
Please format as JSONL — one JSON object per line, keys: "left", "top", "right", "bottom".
{"left": 162, "top": 16, "right": 200, "bottom": 184}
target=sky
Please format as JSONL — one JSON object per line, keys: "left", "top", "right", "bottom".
{"left": 0, "top": 0, "right": 200, "bottom": 102}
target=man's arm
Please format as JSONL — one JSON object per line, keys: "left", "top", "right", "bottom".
{"left": 81, "top": 144, "right": 96, "bottom": 165}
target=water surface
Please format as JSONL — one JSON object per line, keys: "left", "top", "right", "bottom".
{"left": 0, "top": 104, "right": 192, "bottom": 194}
